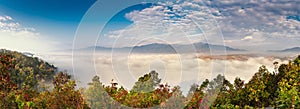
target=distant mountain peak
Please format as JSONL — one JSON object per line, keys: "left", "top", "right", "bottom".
{"left": 269, "top": 47, "right": 300, "bottom": 52}
{"left": 81, "top": 42, "right": 246, "bottom": 53}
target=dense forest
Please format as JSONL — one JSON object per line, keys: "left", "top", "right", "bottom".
{"left": 1, "top": 49, "right": 300, "bottom": 108}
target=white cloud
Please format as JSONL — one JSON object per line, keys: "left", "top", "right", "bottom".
{"left": 0, "top": 15, "right": 56, "bottom": 53}
{"left": 95, "top": 53, "right": 289, "bottom": 93}
{"left": 45, "top": 51, "right": 291, "bottom": 94}
{"left": 99, "top": 1, "right": 223, "bottom": 48}
{"left": 241, "top": 36, "right": 253, "bottom": 41}
{"left": 201, "top": 0, "right": 300, "bottom": 50}
{"left": 0, "top": 16, "right": 12, "bottom": 21}
{"left": 100, "top": 0, "right": 300, "bottom": 51}
{"left": 204, "top": 0, "right": 300, "bottom": 34}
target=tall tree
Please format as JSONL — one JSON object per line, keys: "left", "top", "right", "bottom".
{"left": 33, "top": 72, "right": 89, "bottom": 109}
{"left": 164, "top": 86, "right": 185, "bottom": 108}
{"left": 131, "top": 70, "right": 161, "bottom": 93}
{"left": 277, "top": 56, "right": 300, "bottom": 108}
{"left": 245, "top": 65, "right": 272, "bottom": 107}
{"left": 85, "top": 76, "right": 119, "bottom": 109}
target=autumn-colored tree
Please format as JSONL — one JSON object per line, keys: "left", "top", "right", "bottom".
{"left": 185, "top": 79, "right": 209, "bottom": 109}
{"left": 1, "top": 49, "right": 57, "bottom": 91}
{"left": 33, "top": 72, "right": 89, "bottom": 109}
{"left": 164, "top": 86, "right": 185, "bottom": 108}
{"left": 0, "top": 53, "right": 18, "bottom": 108}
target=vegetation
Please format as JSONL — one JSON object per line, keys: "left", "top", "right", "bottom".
{"left": 1, "top": 49, "right": 300, "bottom": 108}
{"left": 0, "top": 49, "right": 89, "bottom": 108}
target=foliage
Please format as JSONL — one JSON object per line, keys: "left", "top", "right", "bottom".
{"left": 85, "top": 71, "right": 173, "bottom": 108}
{"left": 0, "top": 49, "right": 57, "bottom": 90}
{"left": 0, "top": 52, "right": 18, "bottom": 108}
{"left": 0, "top": 49, "right": 88, "bottom": 109}
{"left": 85, "top": 76, "right": 119, "bottom": 109}
{"left": 83, "top": 55, "right": 300, "bottom": 109}
{"left": 210, "top": 56, "right": 300, "bottom": 108}
{"left": 33, "top": 72, "right": 89, "bottom": 109}
{"left": 2, "top": 49, "right": 300, "bottom": 109}
{"left": 131, "top": 70, "right": 161, "bottom": 93}
{"left": 277, "top": 56, "right": 300, "bottom": 108}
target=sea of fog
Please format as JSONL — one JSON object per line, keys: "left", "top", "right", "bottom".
{"left": 36, "top": 51, "right": 295, "bottom": 95}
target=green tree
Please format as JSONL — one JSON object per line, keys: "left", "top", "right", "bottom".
{"left": 85, "top": 76, "right": 118, "bottom": 109}
{"left": 131, "top": 70, "right": 161, "bottom": 93}
{"left": 231, "top": 77, "right": 248, "bottom": 107}
{"left": 277, "top": 56, "right": 300, "bottom": 108}
{"left": 245, "top": 65, "right": 272, "bottom": 107}
{"left": 211, "top": 75, "right": 236, "bottom": 109}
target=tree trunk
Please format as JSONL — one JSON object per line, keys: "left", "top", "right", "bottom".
{"left": 292, "top": 95, "right": 295, "bottom": 109}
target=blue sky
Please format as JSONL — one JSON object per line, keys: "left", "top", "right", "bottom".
{"left": 101, "top": 3, "right": 153, "bottom": 33}
{"left": 0, "top": 0, "right": 158, "bottom": 52}
{"left": 0, "top": 0, "right": 153, "bottom": 37}
{"left": 0, "top": 0, "right": 300, "bottom": 53}
{"left": 0, "top": 0, "right": 96, "bottom": 39}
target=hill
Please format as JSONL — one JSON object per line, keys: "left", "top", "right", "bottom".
{"left": 0, "top": 49, "right": 57, "bottom": 89}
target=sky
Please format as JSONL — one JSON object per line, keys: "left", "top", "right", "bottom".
{"left": 0, "top": 0, "right": 95, "bottom": 38}
{"left": 0, "top": 0, "right": 300, "bottom": 52}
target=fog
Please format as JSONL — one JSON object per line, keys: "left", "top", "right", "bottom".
{"left": 38, "top": 51, "right": 291, "bottom": 95}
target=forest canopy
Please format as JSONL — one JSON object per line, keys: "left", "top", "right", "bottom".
{"left": 1, "top": 49, "right": 300, "bottom": 108}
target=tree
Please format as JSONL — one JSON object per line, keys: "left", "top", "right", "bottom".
{"left": 185, "top": 79, "right": 209, "bottom": 109}
{"left": 0, "top": 53, "right": 18, "bottom": 108}
{"left": 211, "top": 75, "right": 237, "bottom": 109}
{"left": 164, "top": 86, "right": 185, "bottom": 108}
{"left": 85, "top": 71, "right": 176, "bottom": 108}
{"left": 231, "top": 77, "right": 248, "bottom": 107}
{"left": 85, "top": 76, "right": 119, "bottom": 109}
{"left": 131, "top": 70, "right": 161, "bottom": 93}
{"left": 3, "top": 50, "right": 57, "bottom": 91}
{"left": 245, "top": 65, "right": 272, "bottom": 107}
{"left": 33, "top": 72, "right": 89, "bottom": 109}
{"left": 124, "top": 71, "right": 170, "bottom": 108}
{"left": 277, "top": 56, "right": 300, "bottom": 108}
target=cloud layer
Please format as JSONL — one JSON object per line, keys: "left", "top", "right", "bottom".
{"left": 43, "top": 52, "right": 289, "bottom": 95}
{"left": 100, "top": 0, "right": 300, "bottom": 51}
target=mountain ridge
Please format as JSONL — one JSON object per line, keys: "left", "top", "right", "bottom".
{"left": 269, "top": 47, "right": 300, "bottom": 52}
{"left": 79, "top": 42, "right": 246, "bottom": 53}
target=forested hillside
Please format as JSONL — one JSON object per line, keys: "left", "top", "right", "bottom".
{"left": 0, "top": 49, "right": 57, "bottom": 90}
{"left": 0, "top": 49, "right": 89, "bottom": 108}
{"left": 1, "top": 49, "right": 300, "bottom": 108}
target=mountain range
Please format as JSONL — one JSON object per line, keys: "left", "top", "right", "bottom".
{"left": 81, "top": 42, "right": 246, "bottom": 54}
{"left": 269, "top": 47, "right": 300, "bottom": 52}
